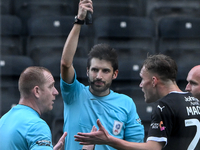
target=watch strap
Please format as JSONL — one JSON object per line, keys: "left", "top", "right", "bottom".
{"left": 74, "top": 16, "right": 84, "bottom": 25}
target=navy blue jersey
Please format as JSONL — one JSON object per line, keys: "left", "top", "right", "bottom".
{"left": 147, "top": 92, "right": 200, "bottom": 150}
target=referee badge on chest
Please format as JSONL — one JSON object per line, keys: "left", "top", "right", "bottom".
{"left": 113, "top": 120, "right": 123, "bottom": 135}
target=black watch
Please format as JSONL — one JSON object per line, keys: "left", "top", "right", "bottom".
{"left": 74, "top": 16, "right": 84, "bottom": 25}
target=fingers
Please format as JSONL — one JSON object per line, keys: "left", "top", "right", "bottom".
{"left": 80, "top": 142, "right": 92, "bottom": 145}
{"left": 79, "top": 0, "right": 93, "bottom": 13}
{"left": 75, "top": 137, "right": 92, "bottom": 145}
{"left": 97, "top": 119, "right": 103, "bottom": 128}
{"left": 53, "top": 142, "right": 62, "bottom": 150}
{"left": 75, "top": 123, "right": 98, "bottom": 146}
{"left": 91, "top": 125, "right": 97, "bottom": 132}
{"left": 74, "top": 133, "right": 92, "bottom": 141}
{"left": 53, "top": 132, "right": 67, "bottom": 150}
{"left": 76, "top": 132, "right": 90, "bottom": 136}
{"left": 74, "top": 135, "right": 92, "bottom": 145}
{"left": 59, "top": 132, "right": 67, "bottom": 142}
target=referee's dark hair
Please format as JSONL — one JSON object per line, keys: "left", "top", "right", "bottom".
{"left": 87, "top": 43, "right": 118, "bottom": 72}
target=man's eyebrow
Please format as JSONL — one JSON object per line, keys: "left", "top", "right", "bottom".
{"left": 49, "top": 82, "right": 55, "bottom": 87}
{"left": 189, "top": 80, "right": 197, "bottom": 84}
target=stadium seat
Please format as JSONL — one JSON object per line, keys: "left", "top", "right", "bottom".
{"left": 26, "top": 16, "right": 91, "bottom": 65}
{"left": 146, "top": 0, "right": 200, "bottom": 24}
{"left": 116, "top": 58, "right": 143, "bottom": 81}
{"left": 0, "top": 15, "right": 23, "bottom": 55}
{"left": 13, "top": 0, "right": 74, "bottom": 17}
{"left": 13, "top": 0, "right": 74, "bottom": 35}
{"left": 0, "top": 56, "right": 34, "bottom": 116}
{"left": 91, "top": 0, "right": 144, "bottom": 19}
{"left": 157, "top": 16, "right": 200, "bottom": 85}
{"left": 39, "top": 56, "right": 88, "bottom": 85}
{"left": 93, "top": 16, "right": 156, "bottom": 61}
{"left": 0, "top": 0, "right": 12, "bottom": 15}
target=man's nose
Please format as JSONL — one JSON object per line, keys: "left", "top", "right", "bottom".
{"left": 185, "top": 83, "right": 191, "bottom": 91}
{"left": 54, "top": 87, "right": 59, "bottom": 95}
{"left": 96, "top": 71, "right": 103, "bottom": 79}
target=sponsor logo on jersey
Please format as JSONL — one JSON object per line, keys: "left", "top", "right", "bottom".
{"left": 136, "top": 118, "right": 142, "bottom": 124}
{"left": 159, "top": 121, "right": 165, "bottom": 131}
{"left": 113, "top": 120, "right": 123, "bottom": 135}
{"left": 184, "top": 96, "right": 200, "bottom": 116}
{"left": 36, "top": 140, "right": 51, "bottom": 146}
{"left": 184, "top": 96, "right": 200, "bottom": 106}
{"left": 157, "top": 105, "right": 165, "bottom": 112}
{"left": 150, "top": 121, "right": 166, "bottom": 131}
{"left": 150, "top": 123, "right": 160, "bottom": 129}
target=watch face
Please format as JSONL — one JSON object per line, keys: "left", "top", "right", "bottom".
{"left": 75, "top": 16, "right": 78, "bottom": 21}
{"left": 74, "top": 16, "right": 84, "bottom": 24}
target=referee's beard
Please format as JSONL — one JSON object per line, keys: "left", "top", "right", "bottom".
{"left": 88, "top": 78, "right": 112, "bottom": 94}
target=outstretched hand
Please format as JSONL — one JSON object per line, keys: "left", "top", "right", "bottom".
{"left": 81, "top": 125, "right": 97, "bottom": 150}
{"left": 74, "top": 119, "right": 111, "bottom": 145}
{"left": 53, "top": 132, "right": 67, "bottom": 150}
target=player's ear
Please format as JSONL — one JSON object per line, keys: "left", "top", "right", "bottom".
{"left": 33, "top": 86, "right": 40, "bottom": 98}
{"left": 86, "top": 68, "right": 89, "bottom": 76}
{"left": 112, "top": 69, "right": 119, "bottom": 79}
{"left": 152, "top": 76, "right": 158, "bottom": 87}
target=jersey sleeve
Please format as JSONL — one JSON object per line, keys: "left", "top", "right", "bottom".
{"left": 124, "top": 100, "right": 144, "bottom": 143}
{"left": 60, "top": 71, "right": 84, "bottom": 105}
{"left": 147, "top": 100, "right": 174, "bottom": 146}
{"left": 26, "top": 121, "right": 53, "bottom": 150}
